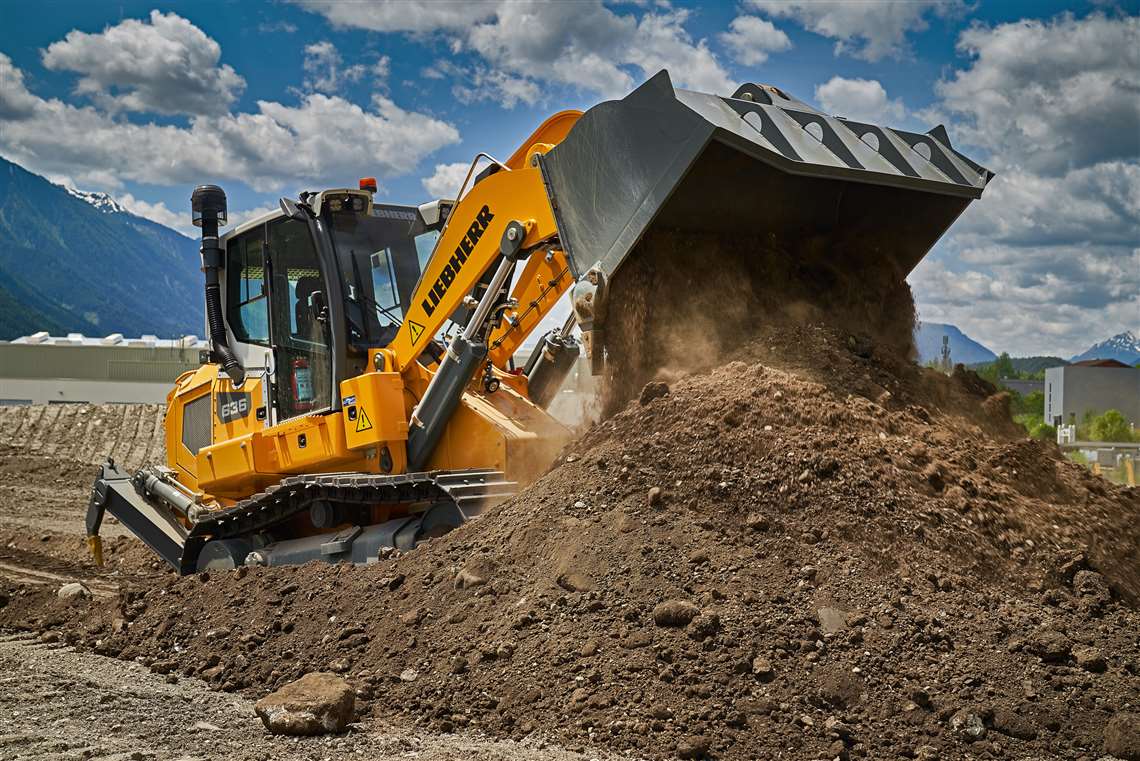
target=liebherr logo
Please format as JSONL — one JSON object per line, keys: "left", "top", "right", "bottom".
{"left": 420, "top": 204, "right": 495, "bottom": 318}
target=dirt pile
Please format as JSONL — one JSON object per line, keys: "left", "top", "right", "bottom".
{"left": 13, "top": 319, "right": 1139, "bottom": 760}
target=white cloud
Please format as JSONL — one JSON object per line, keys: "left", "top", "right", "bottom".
{"left": 814, "top": 76, "right": 906, "bottom": 123}
{"left": 291, "top": 1, "right": 498, "bottom": 33}
{"left": 421, "top": 162, "right": 471, "bottom": 199}
{"left": 910, "top": 160, "right": 1140, "bottom": 356}
{"left": 258, "top": 20, "right": 298, "bottom": 34}
{"left": 40, "top": 10, "right": 245, "bottom": 116}
{"left": 746, "top": 0, "right": 963, "bottom": 61}
{"left": 227, "top": 204, "right": 281, "bottom": 230}
{"left": 117, "top": 193, "right": 194, "bottom": 235}
{"left": 624, "top": 9, "right": 734, "bottom": 94}
{"left": 0, "top": 53, "right": 40, "bottom": 120}
{"left": 0, "top": 53, "right": 460, "bottom": 193}
{"left": 301, "top": 40, "right": 389, "bottom": 94}
{"left": 935, "top": 13, "right": 1140, "bottom": 174}
{"left": 953, "top": 162, "right": 1139, "bottom": 248}
{"left": 906, "top": 11, "right": 1140, "bottom": 357}
{"left": 299, "top": 0, "right": 735, "bottom": 103}
{"left": 910, "top": 254, "right": 1139, "bottom": 357}
{"left": 720, "top": 16, "right": 792, "bottom": 66}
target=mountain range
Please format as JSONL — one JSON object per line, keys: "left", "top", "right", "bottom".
{"left": 0, "top": 156, "right": 201, "bottom": 340}
{"left": 1069, "top": 331, "right": 1140, "bottom": 365}
{"left": 914, "top": 322, "right": 997, "bottom": 365}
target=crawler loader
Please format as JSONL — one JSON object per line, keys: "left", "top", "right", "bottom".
{"left": 87, "top": 71, "right": 992, "bottom": 573}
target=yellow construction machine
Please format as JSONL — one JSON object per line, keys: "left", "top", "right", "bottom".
{"left": 86, "top": 71, "right": 992, "bottom": 573}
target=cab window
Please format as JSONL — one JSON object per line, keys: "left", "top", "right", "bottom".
{"left": 225, "top": 228, "right": 269, "bottom": 345}
{"left": 268, "top": 218, "right": 332, "bottom": 420}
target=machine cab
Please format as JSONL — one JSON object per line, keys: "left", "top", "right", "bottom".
{"left": 219, "top": 190, "right": 447, "bottom": 425}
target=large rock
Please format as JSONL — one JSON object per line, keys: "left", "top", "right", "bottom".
{"left": 1105, "top": 713, "right": 1140, "bottom": 761}
{"left": 254, "top": 672, "right": 354, "bottom": 735}
{"left": 653, "top": 600, "right": 700, "bottom": 627}
{"left": 57, "top": 582, "right": 91, "bottom": 601}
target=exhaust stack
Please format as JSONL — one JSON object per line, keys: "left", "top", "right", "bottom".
{"left": 192, "top": 184, "right": 244, "bottom": 386}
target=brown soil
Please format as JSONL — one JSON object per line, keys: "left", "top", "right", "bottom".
{"left": 5, "top": 320, "right": 1137, "bottom": 760}
{"left": 2, "top": 243, "right": 1138, "bottom": 760}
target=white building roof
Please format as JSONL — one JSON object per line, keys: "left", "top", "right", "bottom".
{"left": 6, "top": 331, "right": 206, "bottom": 348}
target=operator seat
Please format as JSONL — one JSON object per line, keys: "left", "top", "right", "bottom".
{"left": 293, "top": 276, "right": 322, "bottom": 340}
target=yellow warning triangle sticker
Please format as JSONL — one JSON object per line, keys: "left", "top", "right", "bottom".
{"left": 409, "top": 320, "right": 425, "bottom": 343}
{"left": 355, "top": 407, "right": 373, "bottom": 433}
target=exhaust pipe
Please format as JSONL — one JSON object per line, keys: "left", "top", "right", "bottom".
{"left": 192, "top": 184, "right": 245, "bottom": 386}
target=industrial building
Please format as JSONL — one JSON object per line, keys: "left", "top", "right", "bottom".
{"left": 1045, "top": 360, "right": 1140, "bottom": 429}
{"left": 0, "top": 332, "right": 204, "bottom": 405}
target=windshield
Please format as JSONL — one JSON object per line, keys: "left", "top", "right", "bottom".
{"left": 327, "top": 205, "right": 437, "bottom": 348}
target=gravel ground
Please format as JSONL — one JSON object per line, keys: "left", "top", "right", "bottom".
{"left": 0, "top": 632, "right": 623, "bottom": 761}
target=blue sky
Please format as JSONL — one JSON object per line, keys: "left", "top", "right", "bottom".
{"left": 1, "top": 1, "right": 1137, "bottom": 355}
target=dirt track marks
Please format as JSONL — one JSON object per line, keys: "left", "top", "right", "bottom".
{"left": 0, "top": 403, "right": 164, "bottom": 470}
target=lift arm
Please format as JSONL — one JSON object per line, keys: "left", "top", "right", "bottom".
{"left": 387, "top": 164, "right": 560, "bottom": 372}
{"left": 487, "top": 246, "right": 573, "bottom": 370}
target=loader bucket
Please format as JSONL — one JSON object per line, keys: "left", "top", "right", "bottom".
{"left": 541, "top": 69, "right": 993, "bottom": 304}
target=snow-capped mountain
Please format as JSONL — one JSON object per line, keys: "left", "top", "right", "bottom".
{"left": 1069, "top": 331, "right": 1140, "bottom": 365}
{"left": 64, "top": 186, "right": 129, "bottom": 215}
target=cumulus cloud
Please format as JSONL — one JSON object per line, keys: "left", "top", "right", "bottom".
{"left": 720, "top": 16, "right": 792, "bottom": 66}
{"left": 910, "top": 252, "right": 1139, "bottom": 357}
{"left": 935, "top": 13, "right": 1140, "bottom": 174}
{"left": 421, "top": 162, "right": 471, "bottom": 199}
{"left": 908, "top": 12, "right": 1140, "bottom": 356}
{"left": 0, "top": 52, "right": 459, "bottom": 192}
{"left": 292, "top": 0, "right": 498, "bottom": 33}
{"left": 746, "top": 0, "right": 963, "bottom": 61}
{"left": 815, "top": 76, "right": 906, "bottom": 123}
{"left": 301, "top": 40, "right": 389, "bottom": 94}
{"left": 299, "top": 0, "right": 734, "bottom": 103}
{"left": 116, "top": 193, "right": 193, "bottom": 235}
{"left": 40, "top": 10, "right": 245, "bottom": 116}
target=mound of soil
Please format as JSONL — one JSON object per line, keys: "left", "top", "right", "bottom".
{"left": 13, "top": 319, "right": 1139, "bottom": 760}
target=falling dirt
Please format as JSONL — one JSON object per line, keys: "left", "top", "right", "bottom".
{"left": 599, "top": 230, "right": 917, "bottom": 415}
{"left": 2, "top": 238, "right": 1139, "bottom": 760}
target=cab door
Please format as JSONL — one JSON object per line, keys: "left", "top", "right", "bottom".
{"left": 267, "top": 218, "right": 333, "bottom": 420}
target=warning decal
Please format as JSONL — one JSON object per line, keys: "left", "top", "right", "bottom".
{"left": 409, "top": 320, "right": 426, "bottom": 343}
{"left": 355, "top": 407, "right": 373, "bottom": 433}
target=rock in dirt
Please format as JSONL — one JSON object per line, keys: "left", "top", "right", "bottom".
{"left": 454, "top": 568, "right": 487, "bottom": 589}
{"left": 751, "top": 656, "right": 774, "bottom": 681}
{"left": 556, "top": 572, "right": 593, "bottom": 593}
{"left": 1104, "top": 713, "right": 1140, "bottom": 761}
{"left": 688, "top": 612, "right": 720, "bottom": 640}
{"left": 991, "top": 706, "right": 1037, "bottom": 740}
{"left": 949, "top": 709, "right": 987, "bottom": 741}
{"left": 676, "top": 735, "right": 709, "bottom": 759}
{"left": 1074, "top": 646, "right": 1107, "bottom": 673}
{"left": 816, "top": 607, "right": 848, "bottom": 634}
{"left": 1025, "top": 628, "right": 1071, "bottom": 663}
{"left": 639, "top": 381, "right": 670, "bottom": 405}
{"left": 653, "top": 600, "right": 699, "bottom": 627}
{"left": 254, "top": 672, "right": 354, "bottom": 736}
{"left": 56, "top": 582, "right": 90, "bottom": 601}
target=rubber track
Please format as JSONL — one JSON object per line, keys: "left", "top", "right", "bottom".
{"left": 188, "top": 469, "right": 512, "bottom": 542}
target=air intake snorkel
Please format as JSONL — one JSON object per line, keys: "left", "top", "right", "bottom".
{"left": 192, "top": 184, "right": 245, "bottom": 386}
